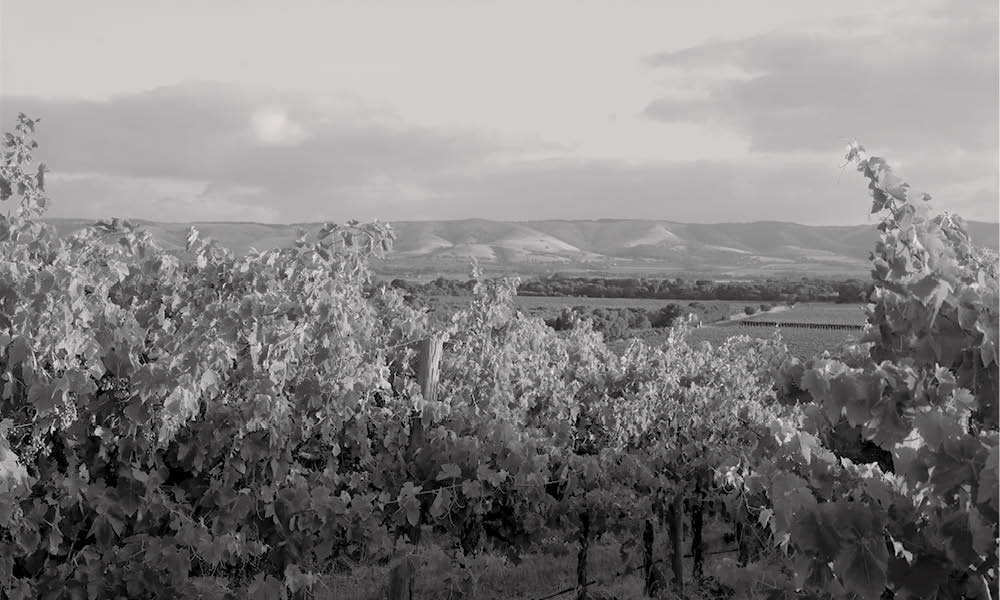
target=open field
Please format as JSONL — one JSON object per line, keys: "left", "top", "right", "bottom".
{"left": 607, "top": 302, "right": 868, "bottom": 358}
{"left": 687, "top": 325, "right": 865, "bottom": 358}
{"left": 615, "top": 325, "right": 864, "bottom": 359}
{"left": 717, "top": 302, "right": 869, "bottom": 356}
{"left": 512, "top": 296, "right": 750, "bottom": 310}
{"left": 424, "top": 294, "right": 755, "bottom": 322}
{"left": 513, "top": 295, "right": 748, "bottom": 312}
{"left": 741, "top": 302, "right": 868, "bottom": 326}
{"left": 424, "top": 295, "right": 867, "bottom": 358}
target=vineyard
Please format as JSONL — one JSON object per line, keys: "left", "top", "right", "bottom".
{"left": 685, "top": 326, "right": 856, "bottom": 363}
{"left": 739, "top": 304, "right": 868, "bottom": 327}
{"left": 1, "top": 114, "right": 998, "bottom": 599}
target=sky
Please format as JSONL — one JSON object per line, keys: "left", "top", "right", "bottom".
{"left": 1, "top": 0, "right": 997, "bottom": 225}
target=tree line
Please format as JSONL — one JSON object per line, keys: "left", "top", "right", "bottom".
{"left": 544, "top": 302, "right": 759, "bottom": 340}
{"left": 388, "top": 275, "right": 872, "bottom": 304}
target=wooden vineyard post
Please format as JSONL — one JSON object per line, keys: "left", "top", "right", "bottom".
{"left": 667, "top": 494, "right": 684, "bottom": 596}
{"left": 387, "top": 556, "right": 416, "bottom": 600}
{"left": 404, "top": 335, "right": 442, "bottom": 544}
{"left": 576, "top": 511, "right": 591, "bottom": 600}
{"left": 735, "top": 521, "right": 749, "bottom": 567}
{"left": 417, "top": 336, "right": 442, "bottom": 404}
{"left": 691, "top": 479, "right": 705, "bottom": 579}
{"left": 643, "top": 518, "right": 665, "bottom": 597}
{"left": 408, "top": 335, "right": 442, "bottom": 455}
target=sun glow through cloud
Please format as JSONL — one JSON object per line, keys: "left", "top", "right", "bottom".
{"left": 251, "top": 108, "right": 304, "bottom": 146}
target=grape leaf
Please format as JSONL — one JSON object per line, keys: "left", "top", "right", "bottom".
{"left": 968, "top": 505, "right": 994, "bottom": 558}
{"left": 27, "top": 382, "right": 57, "bottom": 417}
{"left": 247, "top": 574, "right": 284, "bottom": 600}
{"left": 791, "top": 504, "right": 842, "bottom": 559}
{"left": 910, "top": 275, "right": 951, "bottom": 325}
{"left": 0, "top": 446, "right": 30, "bottom": 495}
{"left": 832, "top": 539, "right": 887, "bottom": 600}
{"left": 461, "top": 480, "right": 483, "bottom": 500}
{"left": 436, "top": 463, "right": 462, "bottom": 481}
{"left": 429, "top": 489, "right": 450, "bottom": 519}
{"left": 887, "top": 555, "right": 947, "bottom": 598}
{"left": 914, "top": 410, "right": 957, "bottom": 451}
{"left": 977, "top": 443, "right": 998, "bottom": 510}
{"left": 757, "top": 508, "right": 773, "bottom": 528}
{"left": 7, "top": 336, "right": 29, "bottom": 365}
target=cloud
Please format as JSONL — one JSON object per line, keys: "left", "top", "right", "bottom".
{"left": 425, "top": 147, "right": 999, "bottom": 225}
{"left": 2, "top": 64, "right": 994, "bottom": 226}
{"left": 636, "top": 1, "right": 997, "bottom": 225}
{"left": 251, "top": 108, "right": 306, "bottom": 146}
{"left": 1, "top": 82, "right": 515, "bottom": 222}
{"left": 642, "top": 1, "right": 998, "bottom": 156}
{"left": 40, "top": 173, "right": 283, "bottom": 223}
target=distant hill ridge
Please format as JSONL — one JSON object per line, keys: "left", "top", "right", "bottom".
{"left": 43, "top": 217, "right": 999, "bottom": 276}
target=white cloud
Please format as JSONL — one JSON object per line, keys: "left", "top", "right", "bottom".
{"left": 251, "top": 108, "right": 305, "bottom": 146}
{"left": 643, "top": 3, "right": 998, "bottom": 155}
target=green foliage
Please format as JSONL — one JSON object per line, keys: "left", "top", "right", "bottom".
{"left": 2, "top": 116, "right": 995, "bottom": 600}
{"left": 0, "top": 117, "right": 414, "bottom": 598}
{"left": 1, "top": 117, "right": 777, "bottom": 597}
{"left": 718, "top": 142, "right": 999, "bottom": 599}
{"left": 515, "top": 276, "right": 852, "bottom": 304}
{"left": 544, "top": 302, "right": 703, "bottom": 339}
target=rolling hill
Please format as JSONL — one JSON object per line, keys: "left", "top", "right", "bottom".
{"left": 42, "top": 217, "right": 999, "bottom": 277}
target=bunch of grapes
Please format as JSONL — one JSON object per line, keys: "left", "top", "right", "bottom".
{"left": 96, "top": 374, "right": 131, "bottom": 401}
{"left": 24, "top": 432, "right": 49, "bottom": 459}
{"left": 56, "top": 392, "right": 78, "bottom": 429}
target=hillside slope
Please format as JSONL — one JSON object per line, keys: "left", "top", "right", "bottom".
{"left": 43, "top": 218, "right": 998, "bottom": 276}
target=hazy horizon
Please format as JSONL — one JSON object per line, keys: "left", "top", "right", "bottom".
{"left": 38, "top": 215, "right": 1000, "bottom": 228}
{"left": 2, "top": 1, "right": 997, "bottom": 226}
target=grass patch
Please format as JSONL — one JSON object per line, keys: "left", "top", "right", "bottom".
{"left": 328, "top": 539, "right": 644, "bottom": 600}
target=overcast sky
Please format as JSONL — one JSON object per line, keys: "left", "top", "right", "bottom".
{"left": 1, "top": 0, "right": 997, "bottom": 225}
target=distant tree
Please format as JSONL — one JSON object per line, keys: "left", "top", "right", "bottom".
{"left": 835, "top": 279, "right": 868, "bottom": 303}
{"left": 626, "top": 308, "right": 651, "bottom": 330}
{"left": 651, "top": 304, "right": 686, "bottom": 328}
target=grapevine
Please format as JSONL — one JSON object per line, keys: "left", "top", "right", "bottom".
{"left": 2, "top": 112, "right": 996, "bottom": 600}
{"left": 716, "top": 142, "right": 999, "bottom": 600}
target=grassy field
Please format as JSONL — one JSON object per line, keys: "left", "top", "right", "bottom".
{"left": 741, "top": 302, "right": 868, "bottom": 325}
{"left": 422, "top": 295, "right": 867, "bottom": 358}
{"left": 687, "top": 325, "right": 865, "bottom": 358}
{"left": 611, "top": 325, "right": 864, "bottom": 360}
{"left": 331, "top": 526, "right": 735, "bottom": 600}
{"left": 424, "top": 295, "right": 751, "bottom": 323}
{"left": 718, "top": 302, "right": 868, "bottom": 357}
{"left": 331, "top": 540, "right": 647, "bottom": 600}
{"left": 512, "top": 295, "right": 749, "bottom": 311}
{"left": 609, "top": 302, "right": 868, "bottom": 358}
